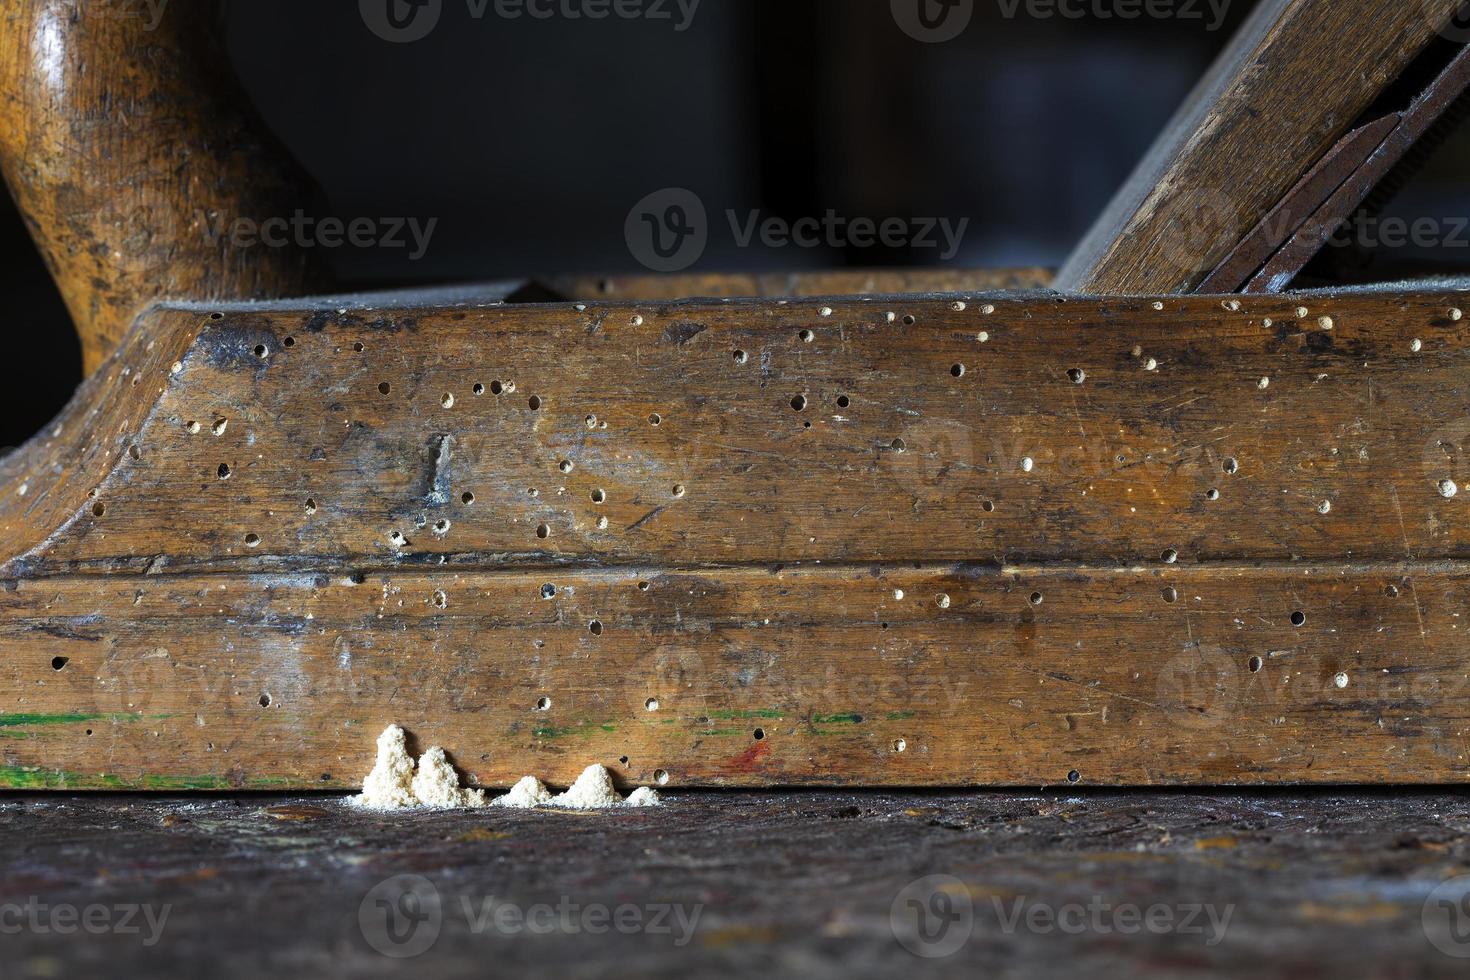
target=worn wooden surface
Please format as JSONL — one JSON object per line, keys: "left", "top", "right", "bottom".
{"left": 4, "top": 291, "right": 1470, "bottom": 787}
{"left": 1195, "top": 115, "right": 1402, "bottom": 294}
{"left": 1245, "top": 44, "right": 1470, "bottom": 293}
{"left": 1056, "top": 0, "right": 1464, "bottom": 294}
{"left": 0, "top": 0, "right": 320, "bottom": 372}
{"left": 542, "top": 268, "right": 1053, "bottom": 301}
{"left": 13, "top": 291, "right": 1470, "bottom": 573}
{"left": 2, "top": 791, "right": 1469, "bottom": 978}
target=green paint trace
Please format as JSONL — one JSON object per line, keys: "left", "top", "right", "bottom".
{"left": 706, "top": 709, "right": 783, "bottom": 721}
{"left": 0, "top": 766, "right": 295, "bottom": 790}
{"left": 0, "top": 712, "right": 173, "bottom": 729}
{"left": 140, "top": 774, "right": 293, "bottom": 791}
{"left": 0, "top": 767, "right": 125, "bottom": 790}
{"left": 533, "top": 721, "right": 617, "bottom": 740}
{"left": 0, "top": 712, "right": 105, "bottom": 728}
{"left": 812, "top": 713, "right": 865, "bottom": 725}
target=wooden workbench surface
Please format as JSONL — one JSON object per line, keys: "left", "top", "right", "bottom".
{"left": 2, "top": 790, "right": 1468, "bottom": 977}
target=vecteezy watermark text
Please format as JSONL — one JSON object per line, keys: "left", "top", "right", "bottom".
{"left": 890, "top": 875, "right": 1234, "bottom": 958}
{"left": 0, "top": 899, "right": 171, "bottom": 948}
{"left": 89, "top": 0, "right": 171, "bottom": 30}
{"left": 198, "top": 210, "right": 438, "bottom": 262}
{"left": 1326, "top": 213, "right": 1470, "bottom": 251}
{"left": 360, "top": 0, "right": 700, "bottom": 43}
{"left": 891, "top": 0, "right": 1231, "bottom": 42}
{"left": 625, "top": 188, "right": 969, "bottom": 272}
{"left": 995, "top": 0, "right": 1232, "bottom": 30}
{"left": 988, "top": 894, "right": 1233, "bottom": 945}
{"left": 461, "top": 896, "right": 702, "bottom": 944}
{"left": 729, "top": 211, "right": 969, "bottom": 260}
{"left": 358, "top": 874, "right": 703, "bottom": 958}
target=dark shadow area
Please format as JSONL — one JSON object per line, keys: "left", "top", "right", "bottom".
{"left": 0, "top": 192, "right": 79, "bottom": 451}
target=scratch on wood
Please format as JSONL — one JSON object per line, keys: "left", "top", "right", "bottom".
{"left": 628, "top": 507, "right": 666, "bottom": 532}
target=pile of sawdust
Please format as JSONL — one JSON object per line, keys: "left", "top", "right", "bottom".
{"left": 538, "top": 764, "right": 661, "bottom": 810}
{"left": 354, "top": 726, "right": 662, "bottom": 811}
{"left": 354, "top": 725, "right": 485, "bottom": 810}
{"left": 412, "top": 747, "right": 488, "bottom": 809}
{"left": 550, "top": 764, "right": 621, "bottom": 810}
{"left": 356, "top": 725, "right": 420, "bottom": 809}
{"left": 624, "top": 787, "right": 662, "bottom": 807}
{"left": 493, "top": 776, "right": 553, "bottom": 808}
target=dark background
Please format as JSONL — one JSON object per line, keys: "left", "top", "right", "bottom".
{"left": 3, "top": 0, "right": 1466, "bottom": 451}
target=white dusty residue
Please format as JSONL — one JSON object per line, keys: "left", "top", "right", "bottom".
{"left": 545, "top": 765, "right": 662, "bottom": 810}
{"left": 356, "top": 724, "right": 420, "bottom": 809}
{"left": 494, "top": 776, "right": 553, "bottom": 809}
{"left": 411, "top": 746, "right": 488, "bottom": 809}
{"left": 624, "top": 786, "right": 662, "bottom": 808}
{"left": 551, "top": 764, "right": 622, "bottom": 810}
{"left": 354, "top": 725, "right": 485, "bottom": 810}
{"left": 354, "top": 726, "right": 662, "bottom": 811}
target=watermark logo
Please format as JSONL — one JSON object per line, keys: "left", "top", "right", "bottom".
{"left": 892, "top": 0, "right": 975, "bottom": 43}
{"left": 1423, "top": 417, "right": 1470, "bottom": 502}
{"left": 1327, "top": 212, "right": 1470, "bottom": 252}
{"left": 1159, "top": 186, "right": 1242, "bottom": 287}
{"left": 625, "top": 188, "right": 970, "bottom": 271}
{"left": 896, "top": 0, "right": 1231, "bottom": 41}
{"left": 361, "top": 0, "right": 444, "bottom": 43}
{"left": 359, "top": 875, "right": 443, "bottom": 959}
{"left": 491, "top": 0, "right": 701, "bottom": 30}
{"left": 625, "top": 188, "right": 708, "bottom": 273}
{"left": 88, "top": 0, "right": 171, "bottom": 30}
{"left": 885, "top": 420, "right": 976, "bottom": 503}
{"left": 878, "top": 420, "right": 1223, "bottom": 506}
{"left": 729, "top": 209, "right": 969, "bottom": 262}
{"left": 362, "top": 0, "right": 700, "bottom": 42}
{"left": 625, "top": 643, "right": 970, "bottom": 729}
{"left": 891, "top": 875, "right": 975, "bottom": 958}
{"left": 460, "top": 897, "right": 702, "bottom": 944}
{"left": 198, "top": 210, "right": 439, "bottom": 262}
{"left": 995, "top": 0, "right": 1232, "bottom": 31}
{"left": 358, "top": 874, "right": 705, "bottom": 957}
{"left": 1424, "top": 0, "right": 1470, "bottom": 44}
{"left": 988, "top": 895, "right": 1233, "bottom": 945}
{"left": 892, "top": 878, "right": 1233, "bottom": 957}
{"left": 0, "top": 900, "right": 170, "bottom": 947}
{"left": 1156, "top": 643, "right": 1240, "bottom": 731}
{"left": 1423, "top": 874, "right": 1470, "bottom": 958}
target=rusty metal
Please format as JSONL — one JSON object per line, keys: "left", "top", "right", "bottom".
{"left": 1244, "top": 43, "right": 1470, "bottom": 293}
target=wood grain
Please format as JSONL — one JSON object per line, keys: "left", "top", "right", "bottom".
{"left": 6, "top": 293, "right": 1470, "bottom": 574}
{"left": 5, "top": 792, "right": 1463, "bottom": 977}
{"left": 1246, "top": 44, "right": 1470, "bottom": 292}
{"left": 0, "top": 0, "right": 321, "bottom": 372}
{"left": 1, "top": 561, "right": 1468, "bottom": 789}
{"left": 542, "top": 268, "right": 1053, "bottom": 301}
{"left": 3, "top": 291, "right": 1470, "bottom": 787}
{"left": 1055, "top": 0, "right": 1465, "bottom": 294}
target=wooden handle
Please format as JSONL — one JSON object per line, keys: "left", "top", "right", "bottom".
{"left": 1054, "top": 0, "right": 1465, "bottom": 295}
{"left": 0, "top": 0, "right": 322, "bottom": 373}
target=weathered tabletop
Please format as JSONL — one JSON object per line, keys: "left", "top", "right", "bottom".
{"left": 2, "top": 791, "right": 1469, "bottom": 978}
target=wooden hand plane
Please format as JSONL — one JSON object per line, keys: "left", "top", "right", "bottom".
{"left": 4, "top": 0, "right": 1470, "bottom": 790}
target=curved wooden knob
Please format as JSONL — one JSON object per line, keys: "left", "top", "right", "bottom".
{"left": 0, "top": 0, "right": 323, "bottom": 373}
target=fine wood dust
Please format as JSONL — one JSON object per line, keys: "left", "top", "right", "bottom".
{"left": 354, "top": 726, "right": 662, "bottom": 810}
